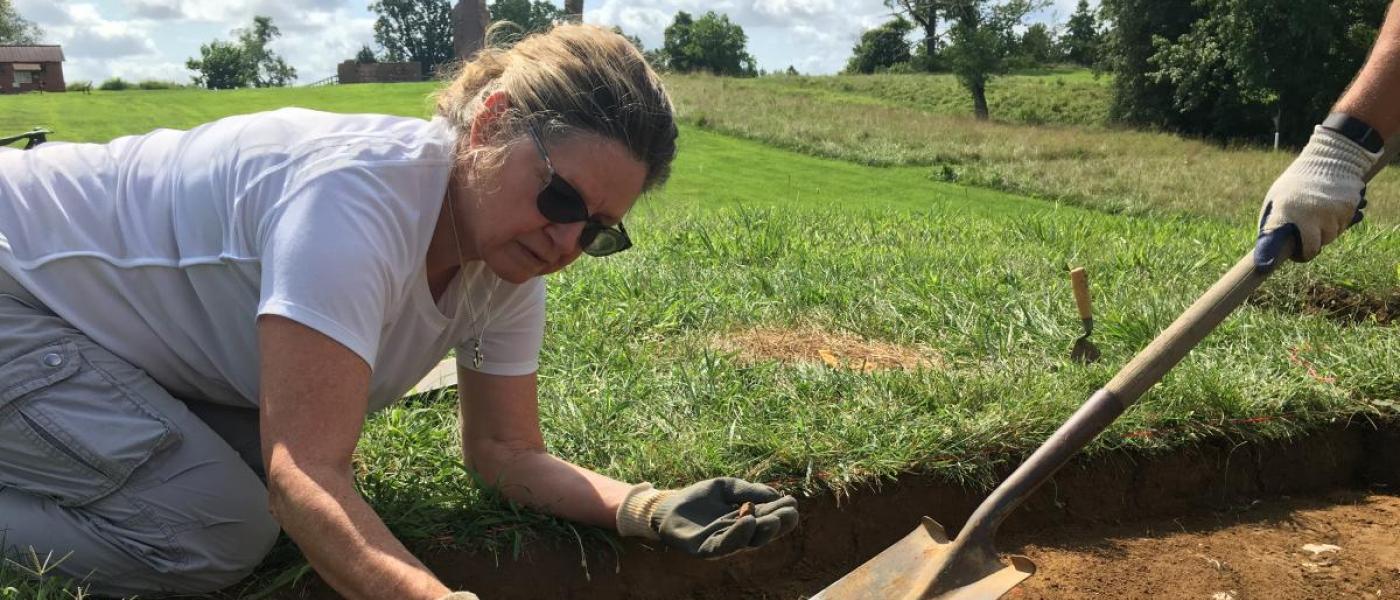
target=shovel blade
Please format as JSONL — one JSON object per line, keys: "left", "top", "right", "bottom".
{"left": 810, "top": 517, "right": 1035, "bottom": 600}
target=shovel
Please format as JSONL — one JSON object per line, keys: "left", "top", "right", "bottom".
{"left": 811, "top": 143, "right": 1395, "bottom": 600}
{"left": 1069, "top": 267, "right": 1100, "bottom": 363}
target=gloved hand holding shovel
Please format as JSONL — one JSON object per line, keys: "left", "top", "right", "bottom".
{"left": 1254, "top": 118, "right": 1380, "bottom": 270}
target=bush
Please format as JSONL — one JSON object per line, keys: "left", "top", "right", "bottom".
{"left": 137, "top": 80, "right": 182, "bottom": 90}
{"left": 98, "top": 77, "right": 131, "bottom": 91}
{"left": 66, "top": 80, "right": 93, "bottom": 92}
{"left": 878, "top": 62, "right": 919, "bottom": 75}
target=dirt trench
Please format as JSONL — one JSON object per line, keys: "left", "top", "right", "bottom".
{"left": 283, "top": 425, "right": 1399, "bottom": 599}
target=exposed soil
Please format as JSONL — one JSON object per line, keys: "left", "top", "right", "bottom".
{"left": 1254, "top": 284, "right": 1399, "bottom": 326}
{"left": 710, "top": 326, "right": 943, "bottom": 372}
{"left": 274, "top": 424, "right": 1399, "bottom": 599}
{"left": 1008, "top": 491, "right": 1400, "bottom": 600}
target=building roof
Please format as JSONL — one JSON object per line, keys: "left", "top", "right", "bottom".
{"left": 0, "top": 46, "right": 65, "bottom": 63}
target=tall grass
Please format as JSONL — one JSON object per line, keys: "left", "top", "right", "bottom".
{"left": 663, "top": 74, "right": 1400, "bottom": 226}
{"left": 750, "top": 71, "right": 1112, "bottom": 126}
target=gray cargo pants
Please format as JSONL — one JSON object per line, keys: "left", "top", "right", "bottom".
{"left": 0, "top": 266, "right": 280, "bottom": 596}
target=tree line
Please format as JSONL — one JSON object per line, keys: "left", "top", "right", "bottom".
{"left": 855, "top": 0, "right": 1390, "bottom": 143}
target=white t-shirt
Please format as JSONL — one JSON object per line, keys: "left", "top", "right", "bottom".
{"left": 0, "top": 108, "right": 544, "bottom": 412}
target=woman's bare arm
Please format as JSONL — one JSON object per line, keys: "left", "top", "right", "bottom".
{"left": 259, "top": 315, "right": 452, "bottom": 600}
{"left": 457, "top": 367, "right": 634, "bottom": 528}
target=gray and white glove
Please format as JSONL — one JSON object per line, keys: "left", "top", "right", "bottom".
{"left": 438, "top": 592, "right": 480, "bottom": 600}
{"left": 616, "top": 477, "right": 799, "bottom": 559}
{"left": 1255, "top": 125, "right": 1377, "bottom": 269}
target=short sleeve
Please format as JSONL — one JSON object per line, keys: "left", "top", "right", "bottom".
{"left": 456, "top": 275, "right": 545, "bottom": 376}
{"left": 258, "top": 164, "right": 419, "bottom": 369}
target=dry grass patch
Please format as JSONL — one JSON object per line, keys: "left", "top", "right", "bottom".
{"left": 712, "top": 326, "right": 943, "bottom": 373}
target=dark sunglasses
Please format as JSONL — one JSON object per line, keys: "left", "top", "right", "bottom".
{"left": 527, "top": 124, "right": 632, "bottom": 257}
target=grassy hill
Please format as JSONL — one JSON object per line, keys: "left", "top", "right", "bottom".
{"left": 735, "top": 69, "right": 1112, "bottom": 127}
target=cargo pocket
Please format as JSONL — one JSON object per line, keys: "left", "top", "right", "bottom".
{"left": 0, "top": 337, "right": 180, "bottom": 507}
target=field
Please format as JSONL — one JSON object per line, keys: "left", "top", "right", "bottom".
{"left": 0, "top": 76, "right": 1396, "bottom": 598}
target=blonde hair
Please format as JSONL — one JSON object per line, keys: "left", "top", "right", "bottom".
{"left": 435, "top": 23, "right": 678, "bottom": 192}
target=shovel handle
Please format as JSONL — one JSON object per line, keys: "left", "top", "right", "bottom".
{"left": 955, "top": 135, "right": 1398, "bottom": 543}
{"left": 1070, "top": 268, "right": 1093, "bottom": 322}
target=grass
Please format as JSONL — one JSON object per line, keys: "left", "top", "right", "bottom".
{"left": 1, "top": 81, "right": 1397, "bottom": 597}
{"left": 744, "top": 70, "right": 1112, "bottom": 127}
{"left": 0, "top": 84, "right": 441, "bottom": 143}
{"left": 663, "top": 74, "right": 1400, "bottom": 227}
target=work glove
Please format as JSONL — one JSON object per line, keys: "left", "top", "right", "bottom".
{"left": 1254, "top": 125, "right": 1377, "bottom": 271}
{"left": 616, "top": 477, "right": 799, "bottom": 559}
{"left": 437, "top": 592, "right": 480, "bottom": 600}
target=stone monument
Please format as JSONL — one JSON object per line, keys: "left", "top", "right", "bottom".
{"left": 452, "top": 0, "right": 490, "bottom": 61}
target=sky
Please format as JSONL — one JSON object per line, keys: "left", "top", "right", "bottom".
{"left": 16, "top": 0, "right": 1095, "bottom": 86}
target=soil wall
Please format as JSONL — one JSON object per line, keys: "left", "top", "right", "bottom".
{"left": 291, "top": 423, "right": 1398, "bottom": 599}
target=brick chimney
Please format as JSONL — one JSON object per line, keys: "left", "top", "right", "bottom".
{"left": 452, "top": 0, "right": 490, "bottom": 61}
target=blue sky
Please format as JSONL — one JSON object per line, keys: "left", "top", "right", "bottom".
{"left": 17, "top": 0, "right": 1094, "bottom": 85}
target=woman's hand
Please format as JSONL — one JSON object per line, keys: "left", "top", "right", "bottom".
{"left": 616, "top": 477, "right": 799, "bottom": 559}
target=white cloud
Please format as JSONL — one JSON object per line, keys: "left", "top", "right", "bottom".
{"left": 17, "top": 2, "right": 159, "bottom": 62}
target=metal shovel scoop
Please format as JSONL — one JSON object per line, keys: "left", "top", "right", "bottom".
{"left": 1069, "top": 267, "right": 1100, "bottom": 363}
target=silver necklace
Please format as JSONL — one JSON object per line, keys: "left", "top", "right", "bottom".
{"left": 445, "top": 170, "right": 499, "bottom": 369}
{"left": 463, "top": 270, "right": 500, "bottom": 368}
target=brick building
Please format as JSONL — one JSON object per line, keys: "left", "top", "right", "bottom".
{"left": 0, "top": 45, "right": 65, "bottom": 94}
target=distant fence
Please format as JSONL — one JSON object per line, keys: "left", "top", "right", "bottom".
{"left": 337, "top": 61, "right": 422, "bottom": 84}
{"left": 304, "top": 74, "right": 339, "bottom": 87}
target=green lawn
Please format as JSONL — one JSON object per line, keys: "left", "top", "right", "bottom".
{"left": 1, "top": 83, "right": 1396, "bottom": 597}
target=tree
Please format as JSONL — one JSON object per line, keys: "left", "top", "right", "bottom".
{"left": 1016, "top": 22, "right": 1057, "bottom": 66}
{"left": 238, "top": 16, "right": 296, "bottom": 88}
{"left": 355, "top": 44, "right": 379, "bottom": 64}
{"left": 1061, "top": 0, "right": 1100, "bottom": 66}
{"left": 371, "top": 0, "right": 452, "bottom": 76}
{"left": 564, "top": 0, "right": 583, "bottom": 22}
{"left": 1099, "top": 0, "right": 1202, "bottom": 128}
{"left": 885, "top": 1, "right": 946, "bottom": 70}
{"left": 186, "top": 16, "right": 296, "bottom": 89}
{"left": 943, "top": 0, "right": 1044, "bottom": 119}
{"left": 187, "top": 40, "right": 252, "bottom": 89}
{"left": 610, "top": 25, "right": 644, "bottom": 53}
{"left": 488, "top": 0, "right": 564, "bottom": 36}
{"left": 1144, "top": 0, "right": 1386, "bottom": 143}
{"left": 661, "top": 11, "right": 695, "bottom": 72}
{"left": 846, "top": 17, "right": 914, "bottom": 74}
{"left": 660, "top": 11, "right": 756, "bottom": 77}
{"left": 0, "top": 0, "right": 42, "bottom": 44}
